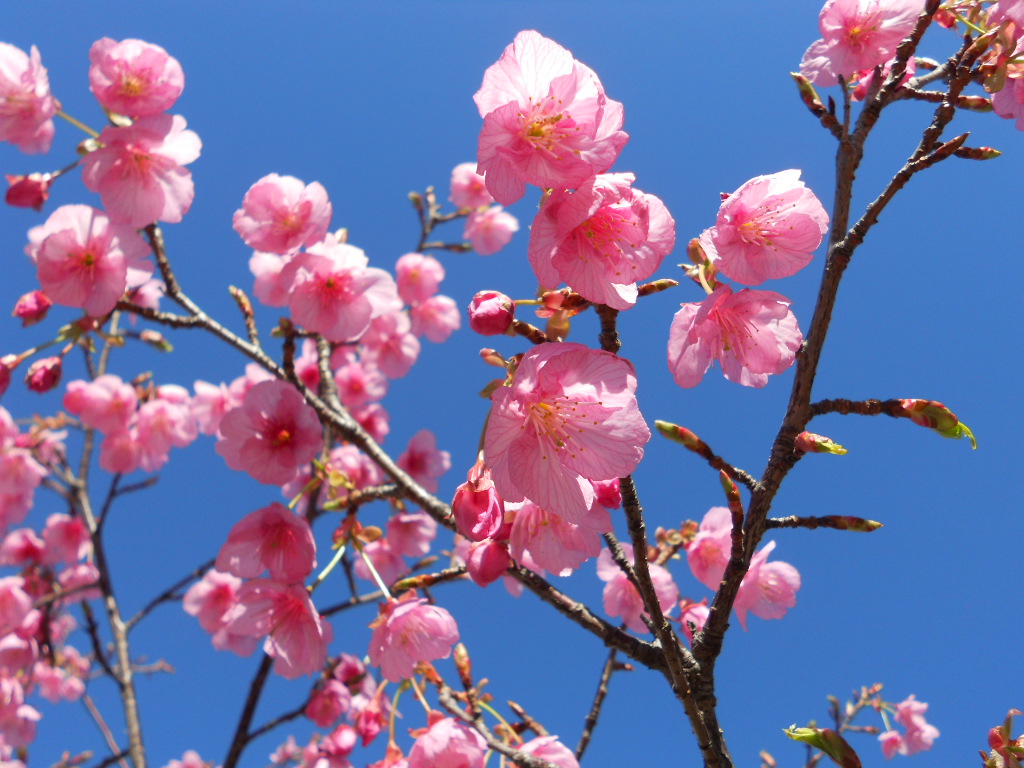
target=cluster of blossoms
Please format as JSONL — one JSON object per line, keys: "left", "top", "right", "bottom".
{"left": 449, "top": 162, "right": 520, "bottom": 255}
{"left": 878, "top": 695, "right": 941, "bottom": 758}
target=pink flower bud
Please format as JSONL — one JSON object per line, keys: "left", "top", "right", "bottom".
{"left": 451, "top": 462, "right": 505, "bottom": 542}
{"left": 468, "top": 291, "right": 514, "bottom": 336}
{"left": 5, "top": 173, "right": 52, "bottom": 210}
{"left": 795, "top": 431, "right": 847, "bottom": 455}
{"left": 465, "top": 539, "right": 511, "bottom": 587}
{"left": 12, "top": 291, "right": 53, "bottom": 327}
{"left": 26, "top": 356, "right": 62, "bottom": 393}
{"left": 0, "top": 355, "right": 16, "bottom": 399}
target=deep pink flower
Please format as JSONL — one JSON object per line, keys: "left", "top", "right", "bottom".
{"left": 81, "top": 113, "right": 202, "bottom": 227}
{"left": 215, "top": 379, "right": 323, "bottom": 486}
{"left": 12, "top": 290, "right": 52, "bottom": 327}
{"left": 699, "top": 170, "right": 828, "bottom": 285}
{"left": 233, "top": 174, "right": 332, "bottom": 255}
{"left": 5, "top": 173, "right": 52, "bottom": 210}
{"left": 528, "top": 173, "right": 675, "bottom": 309}
{"left": 800, "top": 0, "right": 925, "bottom": 86}
{"left": 485, "top": 342, "right": 650, "bottom": 523}
{"left": 733, "top": 541, "right": 801, "bottom": 630}
{"left": 64, "top": 374, "right": 138, "bottom": 434}
{"left": 29, "top": 204, "right": 152, "bottom": 316}
{"left": 368, "top": 592, "right": 459, "bottom": 682}
{"left": 678, "top": 598, "right": 710, "bottom": 644}
{"left": 508, "top": 499, "right": 610, "bottom": 576}
{"left": 468, "top": 290, "right": 514, "bottom": 336}
{"left": 408, "top": 715, "right": 487, "bottom": 768}
{"left": 25, "top": 356, "right": 61, "bottom": 393}
{"left": 474, "top": 30, "right": 628, "bottom": 205}
{"left": 41, "top": 513, "right": 90, "bottom": 566}
{"left": 397, "top": 429, "right": 450, "bottom": 495}
{"left": 449, "top": 162, "right": 493, "bottom": 208}
{"left": 596, "top": 544, "right": 678, "bottom": 634}
{"left": 0, "top": 43, "right": 58, "bottom": 154}
{"left": 667, "top": 285, "right": 803, "bottom": 388}
{"left": 183, "top": 569, "right": 259, "bottom": 656}
{"left": 305, "top": 679, "right": 352, "bottom": 728}
{"left": 395, "top": 253, "right": 444, "bottom": 305}
{"left": 464, "top": 538, "right": 512, "bottom": 587}
{"left": 88, "top": 38, "right": 185, "bottom": 117}
{"left": 464, "top": 206, "right": 519, "bottom": 255}
{"left": 216, "top": 503, "right": 316, "bottom": 583}
{"left": 283, "top": 237, "right": 399, "bottom": 342}
{"left": 686, "top": 506, "right": 733, "bottom": 590}
{"left": 451, "top": 462, "right": 506, "bottom": 542}
{"left": 515, "top": 736, "right": 579, "bottom": 768}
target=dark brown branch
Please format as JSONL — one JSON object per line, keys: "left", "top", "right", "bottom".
{"left": 575, "top": 645, "right": 620, "bottom": 760}
{"left": 222, "top": 655, "right": 273, "bottom": 768}
{"left": 125, "top": 558, "right": 215, "bottom": 632}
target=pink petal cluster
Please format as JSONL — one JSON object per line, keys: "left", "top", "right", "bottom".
{"left": 0, "top": 43, "right": 58, "bottom": 154}
{"left": 396, "top": 429, "right": 450, "bottom": 494}
{"left": 474, "top": 30, "right": 628, "bottom": 205}
{"left": 81, "top": 113, "right": 202, "bottom": 227}
{"left": 88, "top": 38, "right": 184, "bottom": 117}
{"left": 668, "top": 285, "right": 803, "bottom": 388}
{"left": 5, "top": 173, "right": 52, "bottom": 210}
{"left": 468, "top": 290, "right": 515, "bottom": 336}
{"left": 233, "top": 174, "right": 332, "bottom": 255}
{"left": 515, "top": 737, "right": 579, "bottom": 768}
{"left": 27, "top": 205, "right": 153, "bottom": 316}
{"left": 596, "top": 544, "right": 678, "bottom": 634}
{"left": 508, "top": 499, "right": 611, "bottom": 577}
{"left": 215, "top": 379, "right": 322, "bottom": 486}
{"left": 386, "top": 510, "right": 437, "bottom": 558}
{"left": 408, "top": 714, "right": 487, "bottom": 768}
{"left": 529, "top": 173, "right": 676, "bottom": 309}
{"left": 463, "top": 206, "right": 519, "bottom": 255}
{"left": 880, "top": 696, "right": 940, "bottom": 757}
{"left": 449, "top": 162, "right": 493, "bottom": 208}
{"left": 485, "top": 342, "right": 650, "bottom": 523}
{"left": 182, "top": 568, "right": 259, "bottom": 656}
{"left": 733, "top": 541, "right": 801, "bottom": 630}
{"left": 394, "top": 253, "right": 461, "bottom": 343}
{"left": 216, "top": 503, "right": 316, "bottom": 583}
{"left": 800, "top": 0, "right": 926, "bottom": 86}
{"left": 367, "top": 592, "right": 459, "bottom": 682}
{"left": 699, "top": 170, "right": 827, "bottom": 286}
{"left": 451, "top": 461, "right": 506, "bottom": 542}
{"left": 12, "top": 290, "right": 53, "bottom": 327}
{"left": 686, "top": 506, "right": 732, "bottom": 590}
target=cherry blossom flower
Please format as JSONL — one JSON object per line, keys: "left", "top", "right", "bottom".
{"left": 508, "top": 499, "right": 610, "bottom": 576}
{"left": 305, "top": 679, "right": 352, "bottom": 728}
{"left": 800, "top": 0, "right": 925, "bottom": 86}
{"left": 395, "top": 253, "right": 444, "bottom": 305}
{"left": 81, "top": 113, "right": 202, "bottom": 227}
{"left": 667, "top": 285, "right": 803, "bottom": 388}
{"left": 485, "top": 342, "right": 650, "bottom": 523}
{"left": 64, "top": 374, "right": 138, "bottom": 434}
{"left": 88, "top": 38, "right": 185, "bottom": 117}
{"left": 283, "top": 236, "right": 399, "bottom": 342}
{"left": 596, "top": 544, "right": 678, "bottom": 634}
{"left": 993, "top": 70, "right": 1024, "bottom": 130}
{"left": 528, "top": 173, "right": 676, "bottom": 309}
{"left": 12, "top": 290, "right": 52, "bottom": 327}
{"left": 733, "top": 541, "right": 801, "bottom": 629}
{"left": 515, "top": 736, "right": 579, "bottom": 768}
{"left": 216, "top": 503, "right": 316, "bottom": 583}
{"left": 397, "top": 429, "right": 450, "bottom": 494}
{"left": 464, "top": 538, "right": 512, "bottom": 586}
{"left": 464, "top": 206, "right": 519, "bottom": 255}
{"left": 386, "top": 511, "right": 437, "bottom": 558}
{"left": 699, "top": 170, "right": 827, "bottom": 286}
{"left": 368, "top": 592, "right": 459, "bottom": 682}
{"left": 451, "top": 461, "right": 506, "bottom": 542}
{"left": 449, "top": 162, "right": 493, "bottom": 208}
{"left": 878, "top": 729, "right": 904, "bottom": 759}
{"left": 215, "top": 379, "right": 323, "bottom": 486}
{"left": 0, "top": 43, "right": 58, "bottom": 154}
{"left": 409, "top": 296, "right": 460, "bottom": 343}
{"left": 28, "top": 204, "right": 152, "bottom": 317}
{"left": 686, "top": 506, "right": 733, "bottom": 590}
{"left": 468, "top": 290, "right": 514, "bottom": 336}
{"left": 134, "top": 385, "right": 199, "bottom": 472}
{"left": 678, "top": 598, "right": 710, "bottom": 644}
{"left": 233, "top": 174, "right": 332, "bottom": 255}
{"left": 474, "top": 30, "right": 628, "bottom": 205}
{"left": 362, "top": 311, "right": 421, "bottom": 379}
{"left": 41, "top": 513, "right": 90, "bottom": 566}
{"left": 25, "top": 356, "right": 61, "bottom": 393}
{"left": 183, "top": 569, "right": 259, "bottom": 656}
{"left": 894, "top": 695, "right": 940, "bottom": 754}
{"left": 408, "top": 714, "right": 487, "bottom": 768}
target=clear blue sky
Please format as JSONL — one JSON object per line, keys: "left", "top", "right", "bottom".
{"left": 2, "top": 2, "right": 1022, "bottom": 767}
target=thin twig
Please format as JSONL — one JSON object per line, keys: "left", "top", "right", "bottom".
{"left": 81, "top": 693, "right": 130, "bottom": 768}
{"left": 575, "top": 646, "right": 619, "bottom": 760}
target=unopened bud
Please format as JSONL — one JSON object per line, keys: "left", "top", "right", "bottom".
{"left": 785, "top": 726, "right": 862, "bottom": 768}
{"left": 12, "top": 290, "right": 53, "bottom": 327}
{"left": 687, "top": 237, "right": 709, "bottom": 266}
{"left": 139, "top": 329, "right": 173, "bottom": 352}
{"left": 468, "top": 291, "right": 515, "bottom": 336}
{"left": 5, "top": 173, "right": 53, "bottom": 211}
{"left": 478, "top": 348, "right": 506, "bottom": 368}
{"left": 954, "top": 145, "right": 1001, "bottom": 160}
{"left": 795, "top": 431, "right": 848, "bottom": 455}
{"left": 655, "top": 420, "right": 705, "bottom": 451}
{"left": 898, "top": 399, "right": 977, "bottom": 449}
{"left": 638, "top": 278, "right": 679, "bottom": 297}
{"left": 25, "top": 356, "right": 62, "bottom": 393}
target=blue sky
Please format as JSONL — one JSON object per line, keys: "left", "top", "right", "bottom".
{"left": 2, "top": 2, "right": 1022, "bottom": 767}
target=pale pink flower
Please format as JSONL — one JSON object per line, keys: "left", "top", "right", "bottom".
{"left": 216, "top": 503, "right": 316, "bottom": 583}
{"left": 368, "top": 592, "right": 459, "bottom": 682}
{"left": 678, "top": 598, "right": 710, "bottom": 644}
{"left": 191, "top": 380, "right": 236, "bottom": 437}
{"left": 508, "top": 499, "right": 610, "bottom": 576}
{"left": 528, "top": 173, "right": 676, "bottom": 309}
{"left": 215, "top": 379, "right": 322, "bottom": 486}
{"left": 0, "top": 448, "right": 46, "bottom": 498}
{"left": 409, "top": 295, "right": 460, "bottom": 343}
{"left": 878, "top": 729, "right": 904, "bottom": 759}
{"left": 464, "top": 206, "right": 519, "bottom": 255}
{"left": 397, "top": 429, "right": 450, "bottom": 495}
{"left": 800, "top": 0, "right": 925, "bottom": 86}
{"left": 81, "top": 113, "right": 202, "bottom": 227}
{"left": 163, "top": 750, "right": 207, "bottom": 768}
{"left": 596, "top": 544, "right": 678, "bottom": 634}
{"left": 468, "top": 290, "right": 514, "bottom": 336}
{"left": 449, "top": 162, "right": 493, "bottom": 208}
{"left": 333, "top": 357, "right": 387, "bottom": 409}
{"left": 0, "top": 578, "right": 33, "bottom": 637}
{"left": 0, "top": 43, "right": 57, "bottom": 154}
{"left": 57, "top": 562, "right": 101, "bottom": 602}
{"left": 386, "top": 511, "right": 437, "bottom": 558}
{"left": 33, "top": 651, "right": 87, "bottom": 703}
{"left": 515, "top": 736, "right": 579, "bottom": 768}
{"left": 183, "top": 569, "right": 259, "bottom": 656}
{"left": 64, "top": 374, "right": 138, "bottom": 434}
{"left": 225, "top": 578, "right": 327, "bottom": 679}
{"left": 474, "top": 30, "right": 628, "bottom": 205}
{"left": 451, "top": 462, "right": 506, "bottom": 542}
{"left": 668, "top": 285, "right": 803, "bottom": 388}
{"left": 283, "top": 237, "right": 399, "bottom": 342}
{"left": 0, "top": 675, "right": 40, "bottom": 747}
{"left": 249, "top": 251, "right": 293, "bottom": 307}
{"left": 700, "top": 170, "right": 828, "bottom": 285}
{"left": 733, "top": 541, "right": 801, "bottom": 630}
{"left": 88, "top": 38, "right": 185, "bottom": 117}
{"left": 686, "top": 506, "right": 733, "bottom": 590}
{"left": 408, "top": 715, "right": 486, "bottom": 768}
{"left": 135, "top": 385, "right": 198, "bottom": 471}
{"left": 395, "top": 253, "right": 444, "bottom": 305}
{"left": 233, "top": 174, "right": 332, "bottom": 255}
{"left": 29, "top": 204, "right": 151, "bottom": 316}
{"left": 993, "top": 72, "right": 1024, "bottom": 130}
{"left": 362, "top": 311, "right": 421, "bottom": 379}
{"left": 305, "top": 679, "right": 352, "bottom": 728}
{"left": 98, "top": 429, "right": 141, "bottom": 474}
{"left": 485, "top": 342, "right": 650, "bottom": 523}
{"left": 894, "top": 695, "right": 940, "bottom": 754}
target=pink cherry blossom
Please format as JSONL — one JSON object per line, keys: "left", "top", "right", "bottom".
{"left": 225, "top": 578, "right": 327, "bottom": 679}
{"left": 515, "top": 736, "right": 579, "bottom": 768}
{"left": 678, "top": 598, "right": 710, "bottom": 644}
{"left": 993, "top": 70, "right": 1024, "bottom": 130}
{"left": 386, "top": 511, "right": 437, "bottom": 558}
{"left": 451, "top": 462, "right": 506, "bottom": 542}
{"left": 216, "top": 503, "right": 316, "bottom": 583}
{"left": 800, "top": 0, "right": 925, "bottom": 86}
{"left": 878, "top": 729, "right": 904, "bottom": 759}
{"left": 58, "top": 562, "right": 101, "bottom": 602}
{"left": 474, "top": 30, "right": 628, "bottom": 205}
{"left": 162, "top": 751, "right": 207, "bottom": 768}
{"left": 190, "top": 380, "right": 235, "bottom": 437}
{"left": 528, "top": 173, "right": 676, "bottom": 309}
{"left": 305, "top": 679, "right": 352, "bottom": 728}
{"left": 395, "top": 253, "right": 444, "bottom": 305}
{"left": 81, "top": 113, "right": 202, "bottom": 227}
{"left": 464, "top": 206, "right": 519, "bottom": 255}
{"left": 368, "top": 592, "right": 459, "bottom": 682}
{"left": 0, "top": 577, "right": 34, "bottom": 637}
{"left": 0, "top": 43, "right": 58, "bottom": 154}
{"left": 333, "top": 357, "right": 387, "bottom": 409}
{"left": 233, "top": 174, "right": 332, "bottom": 255}
{"left": 0, "top": 529, "right": 44, "bottom": 565}
{"left": 0, "top": 675, "right": 40, "bottom": 747}
{"left": 215, "top": 379, "right": 322, "bottom": 486}
{"left": 249, "top": 251, "right": 293, "bottom": 307}
{"left": 41, "top": 513, "right": 90, "bottom": 566}
{"left": 182, "top": 569, "right": 259, "bottom": 656}
{"left": 468, "top": 290, "right": 514, "bottom": 336}
{"left": 733, "top": 541, "right": 801, "bottom": 630}
{"left": 508, "top": 499, "right": 610, "bottom": 576}
{"left": 686, "top": 506, "right": 733, "bottom": 590}
{"left": 409, "top": 295, "right": 460, "bottom": 343}
{"left": 29, "top": 204, "right": 152, "bottom": 316}
{"left": 25, "top": 356, "right": 61, "bottom": 393}
{"left": 667, "top": 285, "right": 803, "bottom": 388}
{"left": 88, "top": 38, "right": 185, "bottom": 117}
{"left": 135, "top": 385, "right": 198, "bottom": 472}
{"left": 408, "top": 714, "right": 486, "bottom": 768}
{"left": 464, "top": 538, "right": 512, "bottom": 587}
{"left": 596, "top": 544, "right": 678, "bottom": 634}
{"left": 98, "top": 429, "right": 141, "bottom": 475}
{"left": 894, "top": 695, "right": 940, "bottom": 754}
{"left": 283, "top": 237, "right": 399, "bottom": 342}
{"left": 5, "top": 173, "right": 52, "bottom": 210}
{"left": 397, "top": 429, "right": 450, "bottom": 495}
{"left": 485, "top": 342, "right": 650, "bottom": 523}
{"left": 449, "top": 162, "right": 493, "bottom": 208}
{"left": 64, "top": 374, "right": 138, "bottom": 434}
{"left": 699, "top": 170, "right": 828, "bottom": 286}
{"left": 362, "top": 311, "right": 421, "bottom": 379}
